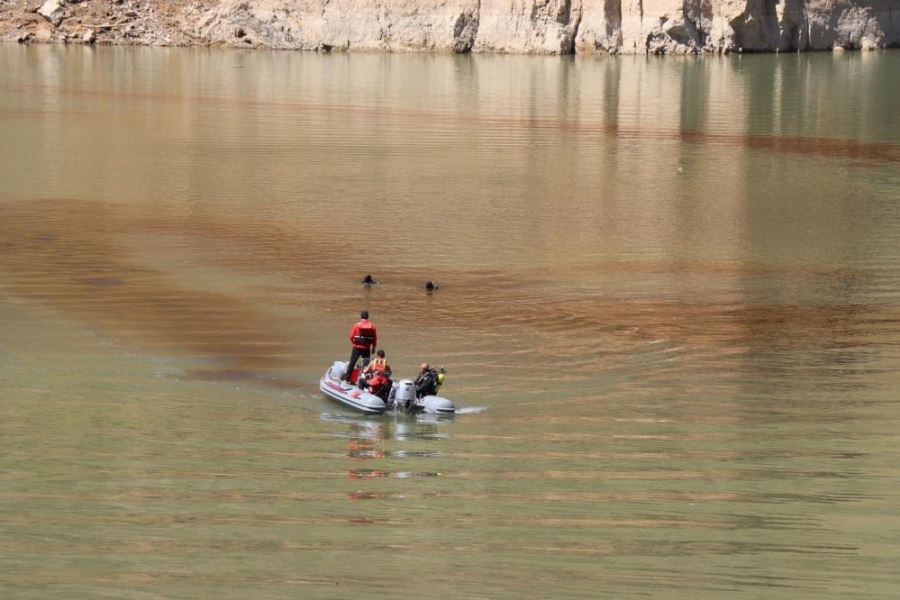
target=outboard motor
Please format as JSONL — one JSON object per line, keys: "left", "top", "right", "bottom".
{"left": 393, "top": 379, "right": 417, "bottom": 411}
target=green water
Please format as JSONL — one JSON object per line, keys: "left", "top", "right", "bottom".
{"left": 1, "top": 46, "right": 899, "bottom": 598}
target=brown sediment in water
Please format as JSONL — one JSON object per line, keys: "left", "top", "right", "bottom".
{"left": 0, "top": 198, "right": 301, "bottom": 382}
{"left": 1, "top": 198, "right": 894, "bottom": 384}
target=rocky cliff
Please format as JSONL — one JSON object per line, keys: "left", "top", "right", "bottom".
{"left": 2, "top": 0, "right": 898, "bottom": 53}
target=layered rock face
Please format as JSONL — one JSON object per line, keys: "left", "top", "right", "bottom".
{"left": 575, "top": 0, "right": 899, "bottom": 53}
{"left": 2, "top": 0, "right": 898, "bottom": 53}
{"left": 193, "top": 1, "right": 482, "bottom": 52}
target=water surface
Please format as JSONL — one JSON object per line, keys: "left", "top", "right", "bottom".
{"left": 1, "top": 46, "right": 899, "bottom": 598}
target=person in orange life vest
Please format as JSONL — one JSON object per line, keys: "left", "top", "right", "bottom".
{"left": 363, "top": 349, "right": 391, "bottom": 377}
{"left": 344, "top": 309, "right": 377, "bottom": 382}
{"left": 357, "top": 348, "right": 390, "bottom": 388}
{"left": 363, "top": 349, "right": 392, "bottom": 401}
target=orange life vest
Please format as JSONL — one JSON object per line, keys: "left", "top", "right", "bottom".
{"left": 366, "top": 357, "right": 389, "bottom": 374}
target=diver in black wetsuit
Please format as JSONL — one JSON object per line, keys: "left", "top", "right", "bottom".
{"left": 414, "top": 363, "right": 440, "bottom": 398}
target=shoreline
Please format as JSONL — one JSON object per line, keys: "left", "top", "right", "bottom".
{"left": 2, "top": 1, "right": 899, "bottom": 56}
{"left": 5, "top": 38, "right": 899, "bottom": 56}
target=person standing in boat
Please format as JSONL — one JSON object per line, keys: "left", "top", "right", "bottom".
{"left": 344, "top": 310, "right": 377, "bottom": 382}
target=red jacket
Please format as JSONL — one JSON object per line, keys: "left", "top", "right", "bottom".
{"left": 349, "top": 319, "right": 377, "bottom": 349}
{"left": 368, "top": 372, "right": 390, "bottom": 394}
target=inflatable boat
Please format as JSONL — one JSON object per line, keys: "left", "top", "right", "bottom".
{"left": 319, "top": 361, "right": 456, "bottom": 416}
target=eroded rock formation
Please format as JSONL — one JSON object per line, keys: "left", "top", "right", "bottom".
{"left": 1, "top": 0, "right": 897, "bottom": 54}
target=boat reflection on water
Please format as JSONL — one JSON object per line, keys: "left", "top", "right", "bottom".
{"left": 320, "top": 411, "right": 449, "bottom": 501}
{"left": 320, "top": 410, "right": 453, "bottom": 443}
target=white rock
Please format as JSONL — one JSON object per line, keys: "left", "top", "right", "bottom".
{"left": 860, "top": 36, "right": 880, "bottom": 50}
{"left": 37, "top": 0, "right": 65, "bottom": 27}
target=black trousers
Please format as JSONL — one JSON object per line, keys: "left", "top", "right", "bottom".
{"left": 376, "top": 379, "right": 393, "bottom": 402}
{"left": 345, "top": 347, "right": 371, "bottom": 380}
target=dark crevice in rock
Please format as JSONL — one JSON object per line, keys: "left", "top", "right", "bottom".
{"left": 566, "top": 1, "right": 583, "bottom": 54}
{"left": 452, "top": 2, "right": 479, "bottom": 53}
{"left": 607, "top": 0, "right": 623, "bottom": 46}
